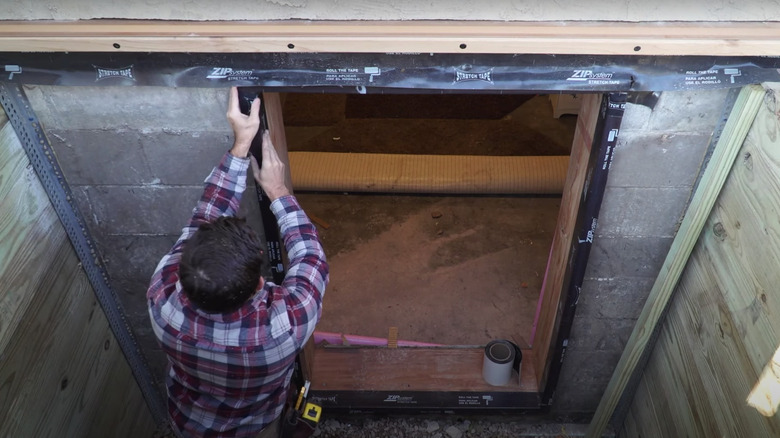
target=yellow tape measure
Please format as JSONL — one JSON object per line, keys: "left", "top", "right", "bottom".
{"left": 302, "top": 403, "right": 322, "bottom": 423}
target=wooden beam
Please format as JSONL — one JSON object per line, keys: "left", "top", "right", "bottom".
{"left": 260, "top": 91, "right": 322, "bottom": 383}
{"left": 531, "top": 93, "right": 602, "bottom": 388}
{"left": 262, "top": 92, "right": 293, "bottom": 193}
{"left": 311, "top": 346, "right": 537, "bottom": 392}
{"left": 586, "top": 84, "right": 766, "bottom": 438}
{"left": 1, "top": 20, "right": 780, "bottom": 56}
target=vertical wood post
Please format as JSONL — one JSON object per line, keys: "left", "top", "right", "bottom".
{"left": 261, "top": 91, "right": 315, "bottom": 381}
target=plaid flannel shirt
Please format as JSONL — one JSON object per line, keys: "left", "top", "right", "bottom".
{"left": 147, "top": 151, "right": 328, "bottom": 437}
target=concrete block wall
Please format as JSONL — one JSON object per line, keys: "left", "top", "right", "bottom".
{"left": 24, "top": 83, "right": 732, "bottom": 421}
{"left": 552, "top": 88, "right": 731, "bottom": 415}
{"left": 24, "top": 85, "right": 256, "bottom": 384}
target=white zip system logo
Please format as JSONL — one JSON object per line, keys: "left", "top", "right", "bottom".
{"left": 566, "top": 70, "right": 619, "bottom": 85}
{"left": 382, "top": 394, "right": 417, "bottom": 404}
{"left": 207, "top": 67, "right": 258, "bottom": 80}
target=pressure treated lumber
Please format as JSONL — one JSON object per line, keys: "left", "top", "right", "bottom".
{"left": 1, "top": 20, "right": 780, "bottom": 56}
{"left": 586, "top": 85, "right": 766, "bottom": 437}
{"left": 0, "top": 121, "right": 62, "bottom": 354}
{"left": 747, "top": 346, "right": 780, "bottom": 417}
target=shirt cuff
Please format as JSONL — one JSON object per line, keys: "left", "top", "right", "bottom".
{"left": 220, "top": 150, "right": 251, "bottom": 176}
{"left": 270, "top": 195, "right": 301, "bottom": 217}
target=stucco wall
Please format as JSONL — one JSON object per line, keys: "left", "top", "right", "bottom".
{"left": 3, "top": 0, "right": 778, "bottom": 22}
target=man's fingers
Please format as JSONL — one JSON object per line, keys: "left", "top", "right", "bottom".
{"left": 249, "top": 96, "right": 261, "bottom": 119}
{"left": 228, "top": 86, "right": 238, "bottom": 116}
{"left": 261, "top": 130, "right": 273, "bottom": 164}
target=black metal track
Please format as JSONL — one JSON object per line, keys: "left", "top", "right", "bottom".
{"left": 0, "top": 82, "right": 167, "bottom": 426}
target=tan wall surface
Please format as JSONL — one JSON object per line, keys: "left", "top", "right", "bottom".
{"left": 621, "top": 86, "right": 780, "bottom": 436}
{"left": 0, "top": 110, "right": 156, "bottom": 437}
{"left": 1, "top": 0, "right": 778, "bottom": 22}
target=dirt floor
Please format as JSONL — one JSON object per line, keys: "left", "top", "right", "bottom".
{"left": 284, "top": 93, "right": 577, "bottom": 348}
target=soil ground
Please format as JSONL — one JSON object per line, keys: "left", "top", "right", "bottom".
{"left": 283, "top": 93, "right": 577, "bottom": 348}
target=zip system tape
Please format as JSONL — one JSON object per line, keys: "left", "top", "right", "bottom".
{"left": 0, "top": 82, "right": 167, "bottom": 426}
{"left": 482, "top": 339, "right": 523, "bottom": 386}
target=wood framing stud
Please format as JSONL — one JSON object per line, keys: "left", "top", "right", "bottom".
{"left": 1, "top": 21, "right": 780, "bottom": 56}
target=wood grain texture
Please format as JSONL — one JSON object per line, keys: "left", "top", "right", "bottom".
{"left": 311, "top": 346, "right": 537, "bottom": 392}
{"left": 587, "top": 85, "right": 766, "bottom": 437}
{"left": 262, "top": 92, "right": 294, "bottom": 193}
{"left": 2, "top": 20, "right": 780, "bottom": 56}
{"left": 531, "top": 93, "right": 601, "bottom": 388}
{"left": 0, "top": 109, "right": 155, "bottom": 437}
{"left": 615, "top": 85, "right": 780, "bottom": 437}
{"left": 0, "top": 121, "right": 62, "bottom": 355}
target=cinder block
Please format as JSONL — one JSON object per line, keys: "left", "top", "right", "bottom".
{"left": 97, "top": 234, "right": 179, "bottom": 281}
{"left": 567, "top": 316, "right": 637, "bottom": 352}
{"left": 48, "top": 129, "right": 153, "bottom": 185}
{"left": 68, "top": 185, "right": 103, "bottom": 238}
{"left": 129, "top": 327, "right": 167, "bottom": 385}
{"left": 85, "top": 185, "right": 202, "bottom": 235}
{"left": 141, "top": 131, "right": 233, "bottom": 185}
{"left": 577, "top": 277, "right": 655, "bottom": 319}
{"left": 26, "top": 85, "right": 228, "bottom": 132}
{"left": 585, "top": 236, "right": 674, "bottom": 279}
{"left": 597, "top": 187, "right": 690, "bottom": 238}
{"left": 609, "top": 132, "right": 710, "bottom": 188}
{"left": 552, "top": 349, "right": 622, "bottom": 413}
{"left": 646, "top": 89, "right": 729, "bottom": 133}
{"left": 111, "top": 276, "right": 153, "bottom": 321}
{"left": 618, "top": 101, "right": 652, "bottom": 132}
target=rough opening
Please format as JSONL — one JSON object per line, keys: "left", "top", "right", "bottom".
{"left": 282, "top": 93, "right": 578, "bottom": 349}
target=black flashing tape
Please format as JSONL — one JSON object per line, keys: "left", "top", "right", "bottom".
{"left": 307, "top": 389, "right": 541, "bottom": 414}
{"left": 541, "top": 92, "right": 626, "bottom": 406}
{"left": 2, "top": 53, "right": 779, "bottom": 92}
{"left": 237, "top": 88, "right": 286, "bottom": 284}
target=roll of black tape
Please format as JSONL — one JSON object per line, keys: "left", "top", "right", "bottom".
{"left": 482, "top": 340, "right": 522, "bottom": 386}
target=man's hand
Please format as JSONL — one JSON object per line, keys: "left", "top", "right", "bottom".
{"left": 249, "top": 130, "right": 290, "bottom": 201}
{"left": 226, "top": 86, "right": 261, "bottom": 158}
{"left": 250, "top": 130, "right": 292, "bottom": 201}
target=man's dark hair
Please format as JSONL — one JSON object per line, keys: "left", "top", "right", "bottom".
{"left": 179, "top": 216, "right": 264, "bottom": 313}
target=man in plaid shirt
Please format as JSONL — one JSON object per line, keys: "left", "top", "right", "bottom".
{"left": 147, "top": 87, "right": 328, "bottom": 437}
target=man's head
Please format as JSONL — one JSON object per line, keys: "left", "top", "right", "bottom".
{"left": 179, "top": 216, "right": 264, "bottom": 313}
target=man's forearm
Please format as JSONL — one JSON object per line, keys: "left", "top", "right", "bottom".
{"left": 271, "top": 195, "right": 329, "bottom": 344}
{"left": 187, "top": 151, "right": 249, "bottom": 228}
